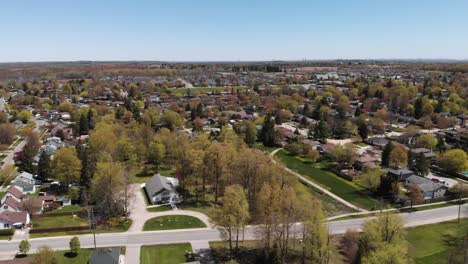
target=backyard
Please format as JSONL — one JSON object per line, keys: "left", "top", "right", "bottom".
{"left": 143, "top": 215, "right": 206, "bottom": 231}
{"left": 140, "top": 243, "right": 192, "bottom": 264}
{"left": 275, "top": 149, "right": 377, "bottom": 210}
{"left": 408, "top": 219, "right": 468, "bottom": 264}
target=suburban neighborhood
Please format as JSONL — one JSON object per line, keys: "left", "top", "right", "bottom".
{"left": 1, "top": 1, "right": 468, "bottom": 262}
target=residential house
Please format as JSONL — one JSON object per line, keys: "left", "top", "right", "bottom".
{"left": 386, "top": 168, "right": 415, "bottom": 181}
{"left": 364, "top": 137, "right": 389, "bottom": 149}
{"left": 1, "top": 186, "right": 23, "bottom": 204}
{"left": 89, "top": 247, "right": 123, "bottom": 264}
{"left": 409, "top": 148, "right": 437, "bottom": 160}
{"left": 405, "top": 175, "right": 448, "bottom": 200}
{"left": 145, "top": 174, "right": 180, "bottom": 205}
{"left": 11, "top": 172, "right": 36, "bottom": 194}
{"left": 0, "top": 211, "right": 30, "bottom": 230}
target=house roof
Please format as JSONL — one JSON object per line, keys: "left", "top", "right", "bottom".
{"left": 0, "top": 211, "right": 28, "bottom": 224}
{"left": 11, "top": 179, "right": 34, "bottom": 191}
{"left": 89, "top": 247, "right": 121, "bottom": 264}
{"left": 5, "top": 186, "right": 23, "bottom": 200}
{"left": 15, "top": 172, "right": 34, "bottom": 182}
{"left": 145, "top": 174, "right": 177, "bottom": 197}
{"left": 406, "top": 175, "right": 447, "bottom": 193}
{"left": 39, "top": 195, "right": 56, "bottom": 202}
{"left": 3, "top": 197, "right": 21, "bottom": 210}
{"left": 386, "top": 168, "right": 414, "bottom": 176}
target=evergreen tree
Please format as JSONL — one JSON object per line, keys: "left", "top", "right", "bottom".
{"left": 87, "top": 109, "right": 95, "bottom": 130}
{"left": 260, "top": 114, "right": 277, "bottom": 147}
{"left": 314, "top": 118, "right": 330, "bottom": 142}
{"left": 79, "top": 112, "right": 89, "bottom": 135}
{"left": 413, "top": 152, "right": 429, "bottom": 176}
{"left": 381, "top": 141, "right": 394, "bottom": 167}
{"left": 436, "top": 135, "right": 446, "bottom": 152}
{"left": 358, "top": 119, "right": 369, "bottom": 139}
{"left": 17, "top": 144, "right": 37, "bottom": 174}
{"left": 37, "top": 151, "right": 50, "bottom": 181}
{"left": 354, "top": 105, "right": 361, "bottom": 117}
{"left": 414, "top": 98, "right": 423, "bottom": 119}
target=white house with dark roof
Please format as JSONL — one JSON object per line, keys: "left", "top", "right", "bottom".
{"left": 144, "top": 174, "right": 180, "bottom": 205}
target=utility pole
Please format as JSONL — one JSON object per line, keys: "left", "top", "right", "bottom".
{"left": 88, "top": 207, "right": 97, "bottom": 248}
{"left": 458, "top": 184, "right": 463, "bottom": 224}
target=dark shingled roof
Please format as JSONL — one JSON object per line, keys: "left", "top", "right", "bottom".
{"left": 89, "top": 247, "right": 121, "bottom": 264}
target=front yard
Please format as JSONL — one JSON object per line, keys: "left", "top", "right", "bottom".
{"left": 32, "top": 215, "right": 88, "bottom": 229}
{"left": 140, "top": 243, "right": 192, "bottom": 264}
{"left": 275, "top": 149, "right": 377, "bottom": 210}
{"left": 143, "top": 215, "right": 206, "bottom": 231}
{"left": 408, "top": 219, "right": 468, "bottom": 264}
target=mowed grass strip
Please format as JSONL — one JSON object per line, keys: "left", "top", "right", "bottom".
{"left": 33, "top": 215, "right": 88, "bottom": 229}
{"left": 140, "top": 243, "right": 192, "bottom": 264}
{"left": 17, "top": 249, "right": 93, "bottom": 264}
{"left": 143, "top": 215, "right": 206, "bottom": 231}
{"left": 275, "top": 149, "right": 377, "bottom": 210}
{"left": 408, "top": 219, "right": 468, "bottom": 264}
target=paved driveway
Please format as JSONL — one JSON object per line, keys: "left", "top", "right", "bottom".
{"left": 128, "top": 184, "right": 212, "bottom": 232}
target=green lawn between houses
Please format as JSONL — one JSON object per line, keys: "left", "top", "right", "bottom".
{"left": 16, "top": 249, "right": 93, "bottom": 264}
{"left": 275, "top": 149, "right": 377, "bottom": 210}
{"left": 143, "top": 215, "right": 206, "bottom": 231}
{"left": 32, "top": 215, "right": 88, "bottom": 229}
{"left": 408, "top": 219, "right": 468, "bottom": 264}
{"left": 140, "top": 243, "right": 192, "bottom": 264}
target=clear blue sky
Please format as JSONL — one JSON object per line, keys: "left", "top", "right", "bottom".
{"left": 1, "top": 0, "right": 467, "bottom": 62}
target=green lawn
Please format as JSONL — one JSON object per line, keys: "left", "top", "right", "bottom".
{"left": 18, "top": 248, "right": 115, "bottom": 263}
{"left": 134, "top": 164, "right": 175, "bottom": 184}
{"left": 30, "top": 218, "right": 131, "bottom": 238}
{"left": 298, "top": 181, "right": 355, "bottom": 217}
{"left": 408, "top": 219, "right": 468, "bottom": 264}
{"left": 251, "top": 142, "right": 278, "bottom": 153}
{"left": 0, "top": 192, "right": 5, "bottom": 201}
{"left": 143, "top": 215, "right": 206, "bottom": 231}
{"left": 140, "top": 243, "right": 192, "bottom": 264}
{"left": 147, "top": 205, "right": 172, "bottom": 212}
{"left": 32, "top": 215, "right": 88, "bottom": 229}
{"left": 45, "top": 205, "right": 83, "bottom": 215}
{"left": 275, "top": 149, "right": 377, "bottom": 210}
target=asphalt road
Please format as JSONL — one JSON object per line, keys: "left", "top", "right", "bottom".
{"left": 0, "top": 204, "right": 466, "bottom": 258}
{"left": 0, "top": 118, "right": 46, "bottom": 170}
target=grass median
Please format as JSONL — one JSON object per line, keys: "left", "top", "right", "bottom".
{"left": 143, "top": 215, "right": 206, "bottom": 231}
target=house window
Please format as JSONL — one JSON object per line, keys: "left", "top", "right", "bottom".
{"left": 3, "top": 206, "right": 7, "bottom": 209}
{"left": 3, "top": 224, "right": 9, "bottom": 228}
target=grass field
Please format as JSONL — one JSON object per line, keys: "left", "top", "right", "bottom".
{"left": 275, "top": 149, "right": 377, "bottom": 210}
{"left": 17, "top": 249, "right": 93, "bottom": 263}
{"left": 147, "top": 205, "right": 172, "bottom": 212}
{"left": 143, "top": 215, "right": 206, "bottom": 231}
{"left": 251, "top": 142, "right": 278, "bottom": 153}
{"left": 32, "top": 215, "right": 88, "bottom": 229}
{"left": 45, "top": 205, "right": 83, "bottom": 215}
{"left": 140, "top": 243, "right": 192, "bottom": 264}
{"left": 408, "top": 219, "right": 468, "bottom": 264}
{"left": 134, "top": 164, "right": 175, "bottom": 184}
{"left": 298, "top": 181, "right": 355, "bottom": 217}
